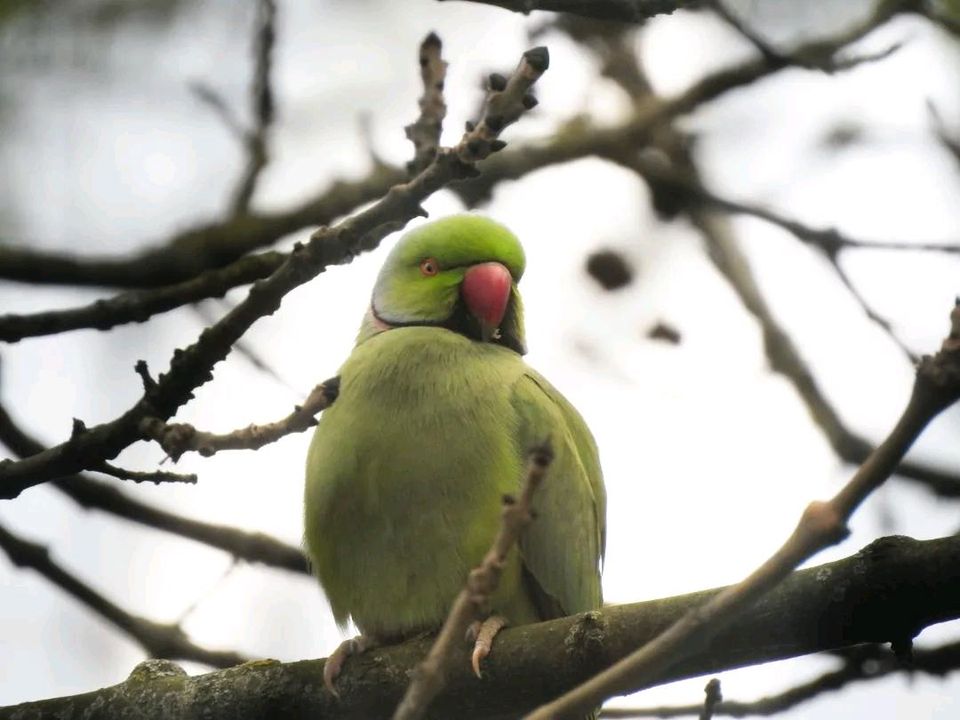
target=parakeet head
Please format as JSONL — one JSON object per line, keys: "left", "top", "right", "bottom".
{"left": 362, "top": 214, "right": 527, "bottom": 354}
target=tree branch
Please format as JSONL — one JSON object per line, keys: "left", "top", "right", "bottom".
{"left": 139, "top": 377, "right": 339, "bottom": 461}
{"left": 0, "top": 522, "right": 248, "bottom": 668}
{"left": 0, "top": 400, "right": 309, "bottom": 573}
{"left": 92, "top": 461, "right": 197, "bottom": 486}
{"left": 5, "top": 534, "right": 960, "bottom": 719}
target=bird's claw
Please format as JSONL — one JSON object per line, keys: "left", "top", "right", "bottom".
{"left": 469, "top": 615, "right": 508, "bottom": 678}
{"left": 323, "top": 634, "right": 379, "bottom": 698}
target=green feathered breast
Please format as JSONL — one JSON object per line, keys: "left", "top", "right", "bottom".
{"left": 304, "top": 214, "right": 605, "bottom": 646}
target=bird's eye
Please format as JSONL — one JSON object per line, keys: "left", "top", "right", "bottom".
{"left": 419, "top": 258, "right": 440, "bottom": 276}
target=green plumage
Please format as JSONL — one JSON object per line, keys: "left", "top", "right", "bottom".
{"left": 304, "top": 214, "right": 605, "bottom": 645}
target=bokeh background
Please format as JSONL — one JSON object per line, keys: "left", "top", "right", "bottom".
{"left": 1, "top": 0, "right": 959, "bottom": 716}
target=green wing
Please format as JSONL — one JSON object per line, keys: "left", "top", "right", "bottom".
{"left": 511, "top": 370, "right": 605, "bottom": 618}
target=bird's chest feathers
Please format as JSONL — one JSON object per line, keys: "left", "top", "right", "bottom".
{"left": 319, "top": 328, "right": 523, "bottom": 525}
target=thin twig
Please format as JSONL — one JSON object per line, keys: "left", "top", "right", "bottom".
{"left": 191, "top": 299, "right": 302, "bottom": 395}
{"left": 94, "top": 461, "right": 197, "bottom": 486}
{"left": 0, "top": 522, "right": 248, "bottom": 668}
{"left": 710, "top": 1, "right": 783, "bottom": 64}
{"left": 627, "top": 158, "right": 930, "bottom": 364}
{"left": 601, "top": 642, "right": 960, "bottom": 718}
{"left": 392, "top": 442, "right": 554, "bottom": 720}
{"left": 0, "top": 400, "right": 309, "bottom": 572}
{"left": 139, "top": 377, "right": 339, "bottom": 461}
{"left": 190, "top": 82, "right": 246, "bottom": 140}
{"left": 406, "top": 32, "right": 448, "bottom": 175}
{"left": 699, "top": 679, "right": 722, "bottom": 720}
{"left": 615, "top": 153, "right": 960, "bottom": 497}
{"left": 525, "top": 301, "right": 960, "bottom": 718}
{"left": 230, "top": 0, "right": 277, "bottom": 214}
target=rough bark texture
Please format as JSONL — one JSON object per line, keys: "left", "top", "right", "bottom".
{"left": 5, "top": 534, "right": 958, "bottom": 720}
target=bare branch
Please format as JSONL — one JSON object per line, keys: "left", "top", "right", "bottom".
{"left": 94, "top": 461, "right": 197, "bottom": 486}
{"left": 638, "top": 164, "right": 960, "bottom": 256}
{"left": 0, "top": 251, "right": 285, "bottom": 343}
{"left": 0, "top": 399, "right": 309, "bottom": 573}
{"left": 392, "top": 442, "right": 553, "bottom": 720}
{"left": 601, "top": 642, "right": 960, "bottom": 718}
{"left": 613, "top": 151, "right": 960, "bottom": 497}
{"left": 525, "top": 302, "right": 960, "bottom": 717}
{"left": 437, "top": 0, "right": 697, "bottom": 23}
{"left": 0, "top": 522, "right": 248, "bottom": 668}
{"left": 230, "top": 0, "right": 277, "bottom": 214}
{"left": 139, "top": 378, "right": 339, "bottom": 461}
{"left": 406, "top": 32, "right": 448, "bottom": 175}
{"left": 191, "top": 298, "right": 302, "bottom": 394}
{"left": 6, "top": 534, "right": 960, "bottom": 719}
{"left": 0, "top": 41, "right": 550, "bottom": 500}
{"left": 627, "top": 158, "right": 929, "bottom": 363}
{"left": 190, "top": 82, "right": 246, "bottom": 140}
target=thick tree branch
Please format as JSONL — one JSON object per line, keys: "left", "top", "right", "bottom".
{"left": 0, "top": 522, "right": 248, "bottom": 669}
{"left": 0, "top": 40, "right": 549, "bottom": 500}
{"left": 0, "top": 400, "right": 309, "bottom": 573}
{"left": 139, "top": 377, "right": 339, "bottom": 461}
{"left": 5, "top": 534, "right": 960, "bottom": 719}
{"left": 525, "top": 301, "right": 960, "bottom": 718}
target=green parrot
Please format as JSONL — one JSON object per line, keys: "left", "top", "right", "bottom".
{"left": 304, "top": 214, "right": 606, "bottom": 699}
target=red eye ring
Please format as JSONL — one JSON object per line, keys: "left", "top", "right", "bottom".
{"left": 419, "top": 257, "right": 440, "bottom": 276}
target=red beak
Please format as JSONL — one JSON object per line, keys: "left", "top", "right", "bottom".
{"left": 462, "top": 262, "right": 512, "bottom": 341}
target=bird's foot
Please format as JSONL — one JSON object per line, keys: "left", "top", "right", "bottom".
{"left": 465, "top": 615, "right": 508, "bottom": 678}
{"left": 323, "top": 634, "right": 380, "bottom": 698}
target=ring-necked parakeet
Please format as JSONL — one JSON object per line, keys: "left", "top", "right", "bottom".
{"left": 304, "top": 214, "right": 606, "bottom": 695}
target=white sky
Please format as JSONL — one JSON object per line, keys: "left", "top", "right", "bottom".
{"left": 1, "top": 0, "right": 959, "bottom": 716}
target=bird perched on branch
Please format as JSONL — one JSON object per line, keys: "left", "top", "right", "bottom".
{"left": 304, "top": 214, "right": 606, "bottom": 697}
